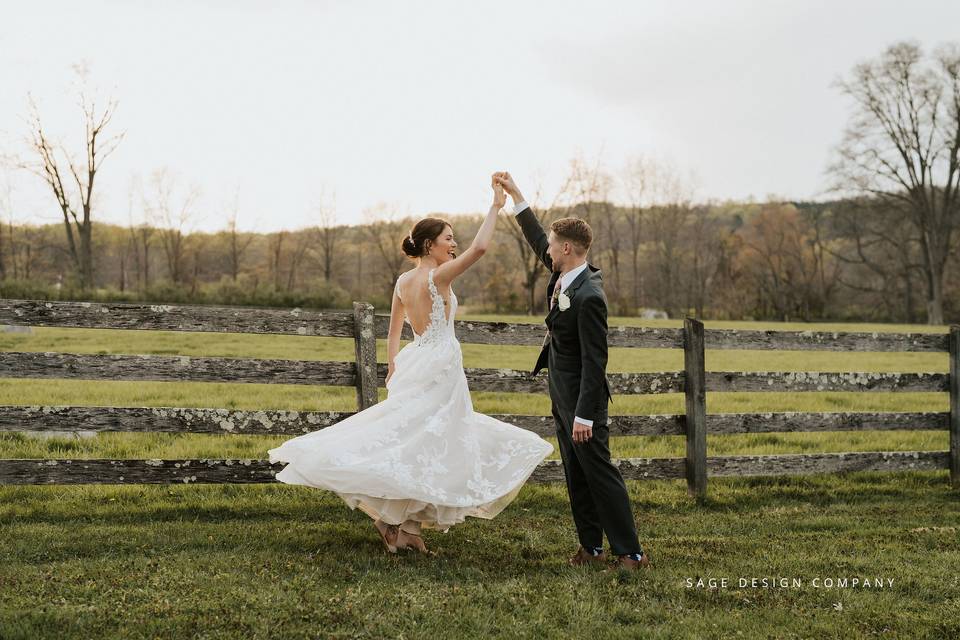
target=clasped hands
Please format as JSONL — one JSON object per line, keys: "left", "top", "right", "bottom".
{"left": 490, "top": 171, "right": 524, "bottom": 212}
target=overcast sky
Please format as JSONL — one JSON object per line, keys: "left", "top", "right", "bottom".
{"left": 2, "top": 0, "right": 959, "bottom": 233}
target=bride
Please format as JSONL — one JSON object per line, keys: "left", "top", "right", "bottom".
{"left": 268, "top": 175, "right": 554, "bottom": 555}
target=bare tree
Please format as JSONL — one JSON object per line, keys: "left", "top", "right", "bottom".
{"left": 125, "top": 177, "right": 155, "bottom": 291}
{"left": 224, "top": 190, "right": 254, "bottom": 282}
{"left": 685, "top": 205, "right": 729, "bottom": 319}
{"left": 285, "top": 230, "right": 311, "bottom": 292}
{"left": 268, "top": 230, "right": 286, "bottom": 290}
{"left": 802, "top": 206, "right": 844, "bottom": 318}
{"left": 621, "top": 156, "right": 700, "bottom": 316}
{"left": 566, "top": 155, "right": 625, "bottom": 311}
{"left": 739, "top": 203, "right": 839, "bottom": 321}
{"left": 621, "top": 159, "right": 649, "bottom": 313}
{"left": 314, "top": 189, "right": 343, "bottom": 282}
{"left": 822, "top": 198, "right": 924, "bottom": 322}
{"left": 363, "top": 205, "right": 411, "bottom": 297}
{"left": 189, "top": 236, "right": 207, "bottom": 297}
{"left": 266, "top": 226, "right": 310, "bottom": 293}
{"left": 646, "top": 202, "right": 693, "bottom": 318}
{"left": 144, "top": 168, "right": 200, "bottom": 284}
{"left": 0, "top": 179, "right": 11, "bottom": 280}
{"left": 831, "top": 40, "right": 960, "bottom": 324}
{"left": 22, "top": 92, "right": 123, "bottom": 289}
{"left": 4, "top": 223, "right": 40, "bottom": 280}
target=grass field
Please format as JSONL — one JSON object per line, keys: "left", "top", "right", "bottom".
{"left": 1, "top": 316, "right": 957, "bottom": 638}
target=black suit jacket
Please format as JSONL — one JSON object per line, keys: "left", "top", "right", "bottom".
{"left": 516, "top": 206, "right": 613, "bottom": 423}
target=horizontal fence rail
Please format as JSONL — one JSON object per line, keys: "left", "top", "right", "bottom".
{"left": 0, "top": 351, "right": 686, "bottom": 394}
{"left": 0, "top": 351, "right": 948, "bottom": 394}
{"left": 0, "top": 299, "right": 950, "bottom": 351}
{"left": 0, "top": 451, "right": 948, "bottom": 485}
{"left": 0, "top": 406, "right": 948, "bottom": 437}
{"left": 0, "top": 299, "right": 357, "bottom": 337}
{"left": 0, "top": 298, "right": 957, "bottom": 496}
{"left": 704, "top": 371, "right": 949, "bottom": 392}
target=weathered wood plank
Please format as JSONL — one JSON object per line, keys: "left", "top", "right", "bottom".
{"left": 707, "top": 411, "right": 949, "bottom": 434}
{"left": 1, "top": 451, "right": 946, "bottom": 485}
{"left": 459, "top": 368, "right": 684, "bottom": 395}
{"left": 702, "top": 328, "right": 948, "bottom": 352}
{"left": 375, "top": 315, "right": 685, "bottom": 349}
{"left": 0, "top": 352, "right": 357, "bottom": 386}
{"left": 381, "top": 316, "right": 948, "bottom": 351}
{"left": 708, "top": 450, "right": 950, "bottom": 477}
{"left": 0, "top": 352, "right": 943, "bottom": 396}
{"left": 0, "top": 458, "right": 280, "bottom": 484}
{"left": 353, "top": 303, "right": 378, "bottom": 410}
{"left": 0, "top": 352, "right": 682, "bottom": 394}
{"left": 706, "top": 371, "right": 948, "bottom": 392}
{"left": 0, "top": 299, "right": 356, "bottom": 337}
{"left": 530, "top": 458, "right": 687, "bottom": 482}
{"left": 0, "top": 406, "right": 687, "bottom": 437}
{"left": 684, "top": 318, "right": 707, "bottom": 499}
{"left": 2, "top": 406, "right": 944, "bottom": 437}
{"left": 0, "top": 457, "right": 689, "bottom": 484}
{"left": 2, "top": 299, "right": 948, "bottom": 352}
{"left": 488, "top": 414, "right": 686, "bottom": 437}
{"left": 381, "top": 363, "right": 683, "bottom": 395}
{"left": 0, "top": 406, "right": 353, "bottom": 435}
{"left": 0, "top": 299, "right": 680, "bottom": 349}
{"left": 949, "top": 326, "right": 959, "bottom": 487}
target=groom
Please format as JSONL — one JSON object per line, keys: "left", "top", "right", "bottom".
{"left": 495, "top": 172, "right": 650, "bottom": 570}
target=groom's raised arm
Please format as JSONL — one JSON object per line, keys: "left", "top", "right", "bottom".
{"left": 496, "top": 172, "right": 554, "bottom": 272}
{"left": 514, "top": 204, "right": 553, "bottom": 272}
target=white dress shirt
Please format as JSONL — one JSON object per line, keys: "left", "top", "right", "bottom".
{"left": 513, "top": 200, "right": 597, "bottom": 429}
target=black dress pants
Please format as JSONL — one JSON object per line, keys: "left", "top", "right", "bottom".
{"left": 552, "top": 405, "right": 642, "bottom": 556}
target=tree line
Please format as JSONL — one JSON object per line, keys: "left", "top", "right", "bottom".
{"left": 3, "top": 191, "right": 959, "bottom": 324}
{"left": 2, "top": 40, "right": 958, "bottom": 324}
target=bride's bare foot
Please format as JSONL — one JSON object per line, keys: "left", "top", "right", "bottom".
{"left": 395, "top": 529, "right": 435, "bottom": 556}
{"left": 374, "top": 519, "right": 399, "bottom": 553}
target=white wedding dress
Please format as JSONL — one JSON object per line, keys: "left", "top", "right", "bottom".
{"left": 267, "top": 268, "right": 553, "bottom": 530}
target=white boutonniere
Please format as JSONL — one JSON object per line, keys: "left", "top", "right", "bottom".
{"left": 557, "top": 291, "right": 571, "bottom": 311}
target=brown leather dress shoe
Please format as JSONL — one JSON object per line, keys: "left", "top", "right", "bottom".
{"left": 569, "top": 546, "right": 608, "bottom": 567}
{"left": 607, "top": 552, "right": 651, "bottom": 571}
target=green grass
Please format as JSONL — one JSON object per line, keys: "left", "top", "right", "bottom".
{"left": 0, "top": 317, "right": 957, "bottom": 638}
{"left": 1, "top": 474, "right": 957, "bottom": 638}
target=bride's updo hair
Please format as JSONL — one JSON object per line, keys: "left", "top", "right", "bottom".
{"left": 402, "top": 217, "right": 452, "bottom": 258}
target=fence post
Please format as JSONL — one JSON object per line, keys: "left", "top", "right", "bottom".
{"left": 950, "top": 325, "right": 959, "bottom": 488}
{"left": 353, "top": 302, "right": 378, "bottom": 411}
{"left": 683, "top": 317, "right": 707, "bottom": 499}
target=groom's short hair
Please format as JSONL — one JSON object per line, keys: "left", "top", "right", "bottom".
{"left": 551, "top": 217, "right": 593, "bottom": 254}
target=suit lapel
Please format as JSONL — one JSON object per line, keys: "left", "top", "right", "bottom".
{"left": 544, "top": 264, "right": 598, "bottom": 329}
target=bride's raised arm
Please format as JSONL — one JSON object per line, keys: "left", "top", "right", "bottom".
{"left": 433, "top": 174, "right": 505, "bottom": 286}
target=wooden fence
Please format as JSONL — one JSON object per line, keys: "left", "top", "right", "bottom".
{"left": 0, "top": 299, "right": 957, "bottom": 498}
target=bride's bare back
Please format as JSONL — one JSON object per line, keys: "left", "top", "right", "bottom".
{"left": 386, "top": 176, "right": 505, "bottom": 383}
{"left": 396, "top": 268, "right": 452, "bottom": 336}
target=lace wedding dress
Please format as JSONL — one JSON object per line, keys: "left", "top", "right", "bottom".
{"left": 268, "top": 268, "right": 553, "bottom": 530}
